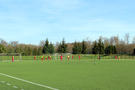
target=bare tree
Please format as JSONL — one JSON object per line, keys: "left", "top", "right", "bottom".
{"left": 0, "top": 39, "right": 8, "bottom": 46}
{"left": 125, "top": 33, "right": 130, "bottom": 44}
{"left": 39, "top": 40, "right": 45, "bottom": 47}
{"left": 113, "top": 36, "right": 119, "bottom": 45}
{"left": 110, "top": 37, "right": 115, "bottom": 45}
{"left": 10, "top": 41, "right": 18, "bottom": 47}
{"left": 103, "top": 37, "right": 109, "bottom": 48}
{"left": 132, "top": 37, "right": 135, "bottom": 44}
{"left": 67, "top": 43, "right": 73, "bottom": 53}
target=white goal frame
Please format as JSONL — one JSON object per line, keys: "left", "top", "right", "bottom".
{"left": 0, "top": 53, "right": 22, "bottom": 61}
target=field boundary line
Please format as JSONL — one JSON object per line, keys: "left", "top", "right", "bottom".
{"left": 0, "top": 73, "right": 59, "bottom": 90}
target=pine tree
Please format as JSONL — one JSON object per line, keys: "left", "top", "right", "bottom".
{"left": 105, "top": 45, "right": 117, "bottom": 55}
{"left": 77, "top": 43, "right": 82, "bottom": 54}
{"left": 81, "top": 40, "right": 87, "bottom": 54}
{"left": 92, "top": 41, "right": 98, "bottom": 54}
{"left": 72, "top": 42, "right": 82, "bottom": 54}
{"left": 133, "top": 48, "right": 135, "bottom": 55}
{"left": 42, "top": 39, "right": 55, "bottom": 54}
{"left": 57, "top": 39, "right": 67, "bottom": 53}
{"left": 49, "top": 43, "right": 54, "bottom": 54}
{"left": 42, "top": 39, "right": 49, "bottom": 54}
{"left": 72, "top": 41, "right": 78, "bottom": 54}
{"left": 57, "top": 43, "right": 62, "bottom": 53}
{"left": 98, "top": 38, "right": 104, "bottom": 54}
{"left": 62, "top": 39, "right": 67, "bottom": 53}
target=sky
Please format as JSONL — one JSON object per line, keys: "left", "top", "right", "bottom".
{"left": 0, "top": 0, "right": 135, "bottom": 45}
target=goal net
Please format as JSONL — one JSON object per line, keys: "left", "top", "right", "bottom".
{"left": 53, "top": 53, "right": 72, "bottom": 60}
{"left": 0, "top": 53, "right": 22, "bottom": 62}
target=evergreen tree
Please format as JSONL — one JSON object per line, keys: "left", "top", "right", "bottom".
{"left": 92, "top": 41, "right": 98, "bottom": 54}
{"left": 62, "top": 39, "right": 67, "bottom": 53}
{"left": 133, "top": 48, "right": 135, "bottom": 55}
{"left": 42, "top": 39, "right": 55, "bottom": 54}
{"left": 92, "top": 39, "right": 104, "bottom": 54}
{"left": 57, "top": 39, "right": 67, "bottom": 53}
{"left": 76, "top": 43, "right": 82, "bottom": 54}
{"left": 72, "top": 41, "right": 78, "bottom": 54}
{"left": 72, "top": 42, "right": 82, "bottom": 54}
{"left": 98, "top": 39, "right": 104, "bottom": 54}
{"left": 49, "top": 43, "right": 54, "bottom": 54}
{"left": 81, "top": 40, "right": 87, "bottom": 54}
{"left": 42, "top": 39, "right": 49, "bottom": 54}
{"left": 57, "top": 43, "right": 62, "bottom": 53}
{"left": 105, "top": 45, "right": 117, "bottom": 55}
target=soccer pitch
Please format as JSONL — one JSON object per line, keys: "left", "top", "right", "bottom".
{"left": 0, "top": 59, "right": 135, "bottom": 90}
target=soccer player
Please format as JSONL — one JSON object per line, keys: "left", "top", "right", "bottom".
{"left": 45, "top": 56, "right": 47, "bottom": 61}
{"left": 67, "top": 56, "right": 70, "bottom": 61}
{"left": 41, "top": 56, "right": 44, "bottom": 61}
{"left": 50, "top": 56, "right": 52, "bottom": 60}
{"left": 60, "top": 55, "right": 63, "bottom": 61}
{"left": 72, "top": 56, "right": 74, "bottom": 60}
{"left": 118, "top": 56, "right": 120, "bottom": 60}
{"left": 98, "top": 56, "right": 100, "bottom": 60}
{"left": 115, "top": 56, "right": 117, "bottom": 60}
{"left": 79, "top": 55, "right": 80, "bottom": 61}
{"left": 12, "top": 56, "right": 14, "bottom": 62}
{"left": 34, "top": 56, "right": 36, "bottom": 60}
{"left": 48, "top": 56, "right": 50, "bottom": 60}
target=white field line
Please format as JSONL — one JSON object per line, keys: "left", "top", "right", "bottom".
{"left": 13, "top": 86, "right": 18, "bottom": 88}
{"left": 0, "top": 81, "right": 5, "bottom": 83}
{"left": 7, "top": 83, "right": 11, "bottom": 86}
{"left": 0, "top": 73, "right": 59, "bottom": 90}
{"left": 0, "top": 60, "right": 20, "bottom": 62}
{"left": 1, "top": 81, "right": 24, "bottom": 90}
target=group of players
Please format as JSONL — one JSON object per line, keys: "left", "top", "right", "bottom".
{"left": 11, "top": 55, "right": 121, "bottom": 62}
{"left": 34, "top": 55, "right": 81, "bottom": 61}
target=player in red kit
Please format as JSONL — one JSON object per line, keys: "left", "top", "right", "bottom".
{"left": 12, "top": 56, "right": 14, "bottom": 62}
{"left": 72, "top": 56, "right": 74, "bottom": 60}
{"left": 79, "top": 55, "right": 80, "bottom": 61}
{"left": 60, "top": 55, "right": 63, "bottom": 61}
{"left": 34, "top": 56, "right": 36, "bottom": 60}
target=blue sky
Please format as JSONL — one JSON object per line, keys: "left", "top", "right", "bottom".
{"left": 0, "top": 0, "right": 135, "bottom": 44}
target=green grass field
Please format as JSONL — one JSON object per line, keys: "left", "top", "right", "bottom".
{"left": 0, "top": 57, "right": 135, "bottom": 90}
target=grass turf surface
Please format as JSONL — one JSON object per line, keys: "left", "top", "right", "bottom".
{"left": 0, "top": 59, "right": 135, "bottom": 90}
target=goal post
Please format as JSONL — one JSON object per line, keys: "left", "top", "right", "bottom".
{"left": 0, "top": 53, "right": 22, "bottom": 61}
{"left": 52, "top": 53, "right": 72, "bottom": 60}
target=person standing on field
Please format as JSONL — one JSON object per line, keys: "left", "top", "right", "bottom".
{"left": 79, "top": 55, "right": 80, "bottom": 60}
{"left": 67, "top": 56, "right": 70, "bottom": 61}
{"left": 118, "top": 56, "right": 120, "bottom": 60}
{"left": 12, "top": 56, "right": 14, "bottom": 62}
{"left": 34, "top": 56, "right": 36, "bottom": 60}
{"left": 45, "top": 56, "right": 47, "bottom": 61}
{"left": 60, "top": 55, "right": 63, "bottom": 61}
{"left": 72, "top": 56, "right": 74, "bottom": 60}
{"left": 41, "top": 56, "right": 44, "bottom": 61}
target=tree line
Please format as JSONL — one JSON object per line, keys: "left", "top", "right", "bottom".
{"left": 0, "top": 33, "right": 135, "bottom": 55}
